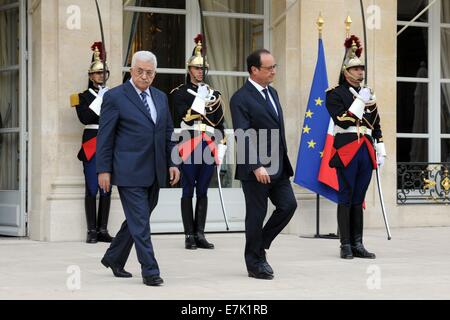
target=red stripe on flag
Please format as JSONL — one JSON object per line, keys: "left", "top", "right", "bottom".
{"left": 318, "top": 133, "right": 339, "bottom": 191}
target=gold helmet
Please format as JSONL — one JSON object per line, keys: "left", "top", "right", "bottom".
{"left": 88, "top": 42, "right": 108, "bottom": 74}
{"left": 342, "top": 35, "right": 365, "bottom": 72}
{"left": 187, "top": 34, "right": 209, "bottom": 69}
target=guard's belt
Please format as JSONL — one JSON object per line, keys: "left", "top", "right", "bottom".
{"left": 85, "top": 124, "right": 99, "bottom": 130}
{"left": 334, "top": 125, "right": 372, "bottom": 136}
{"left": 180, "top": 122, "right": 215, "bottom": 134}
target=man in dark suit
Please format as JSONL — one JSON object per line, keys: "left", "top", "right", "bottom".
{"left": 96, "top": 51, "right": 180, "bottom": 286}
{"left": 230, "top": 49, "right": 297, "bottom": 280}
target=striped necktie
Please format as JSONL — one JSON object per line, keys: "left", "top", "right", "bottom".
{"left": 140, "top": 91, "right": 157, "bottom": 123}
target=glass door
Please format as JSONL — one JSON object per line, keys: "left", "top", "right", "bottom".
{"left": 0, "top": 0, "right": 27, "bottom": 236}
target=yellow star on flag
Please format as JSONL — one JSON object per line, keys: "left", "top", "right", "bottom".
{"left": 303, "top": 125, "right": 311, "bottom": 134}
{"left": 308, "top": 140, "right": 316, "bottom": 149}
{"left": 315, "top": 97, "right": 323, "bottom": 106}
{"left": 305, "top": 110, "right": 314, "bottom": 118}
{"left": 320, "top": 151, "right": 324, "bottom": 158}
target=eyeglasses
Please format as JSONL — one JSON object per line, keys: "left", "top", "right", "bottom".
{"left": 134, "top": 68, "right": 156, "bottom": 78}
{"left": 259, "top": 64, "right": 277, "bottom": 71}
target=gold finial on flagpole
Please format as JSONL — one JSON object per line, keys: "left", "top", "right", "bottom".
{"left": 345, "top": 15, "right": 352, "bottom": 38}
{"left": 317, "top": 12, "right": 324, "bottom": 38}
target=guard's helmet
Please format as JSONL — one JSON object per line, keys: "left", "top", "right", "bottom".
{"left": 342, "top": 35, "right": 365, "bottom": 72}
{"left": 88, "top": 42, "right": 109, "bottom": 74}
{"left": 187, "top": 34, "right": 209, "bottom": 69}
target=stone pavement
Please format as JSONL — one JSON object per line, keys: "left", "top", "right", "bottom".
{"left": 0, "top": 227, "right": 449, "bottom": 300}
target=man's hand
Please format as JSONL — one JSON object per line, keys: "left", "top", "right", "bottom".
{"left": 169, "top": 167, "right": 180, "bottom": 186}
{"left": 98, "top": 173, "right": 111, "bottom": 193}
{"left": 253, "top": 167, "right": 271, "bottom": 185}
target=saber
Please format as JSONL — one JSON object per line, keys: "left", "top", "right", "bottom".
{"left": 94, "top": 0, "right": 108, "bottom": 87}
{"left": 375, "top": 167, "right": 392, "bottom": 240}
{"left": 360, "top": 0, "right": 368, "bottom": 85}
{"left": 360, "top": 0, "right": 391, "bottom": 240}
{"left": 216, "top": 165, "right": 230, "bottom": 231}
{"left": 198, "top": 0, "right": 207, "bottom": 81}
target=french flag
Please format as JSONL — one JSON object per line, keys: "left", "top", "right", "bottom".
{"left": 318, "top": 119, "right": 339, "bottom": 191}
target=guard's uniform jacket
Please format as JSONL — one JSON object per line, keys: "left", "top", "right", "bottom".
{"left": 170, "top": 81, "right": 225, "bottom": 162}
{"left": 325, "top": 81, "right": 383, "bottom": 170}
{"left": 71, "top": 88, "right": 99, "bottom": 162}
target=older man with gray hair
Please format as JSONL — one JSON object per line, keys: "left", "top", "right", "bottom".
{"left": 96, "top": 51, "right": 180, "bottom": 286}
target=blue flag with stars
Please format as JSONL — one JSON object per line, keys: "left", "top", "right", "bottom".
{"left": 294, "top": 38, "right": 339, "bottom": 203}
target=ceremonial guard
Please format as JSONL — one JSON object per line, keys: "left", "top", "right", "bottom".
{"left": 170, "top": 35, "right": 227, "bottom": 250}
{"left": 325, "top": 35, "right": 386, "bottom": 259}
{"left": 71, "top": 43, "right": 113, "bottom": 243}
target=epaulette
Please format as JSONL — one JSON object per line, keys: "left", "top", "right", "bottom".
{"left": 70, "top": 93, "right": 80, "bottom": 108}
{"left": 325, "top": 85, "right": 338, "bottom": 93}
{"left": 169, "top": 84, "right": 184, "bottom": 95}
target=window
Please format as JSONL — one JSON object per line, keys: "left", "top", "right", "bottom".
{"left": 397, "top": 0, "right": 450, "bottom": 163}
{"left": 123, "top": 0, "right": 270, "bottom": 188}
{"left": 0, "top": 0, "right": 20, "bottom": 190}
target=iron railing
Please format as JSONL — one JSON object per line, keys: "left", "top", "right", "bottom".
{"left": 397, "top": 162, "right": 450, "bottom": 205}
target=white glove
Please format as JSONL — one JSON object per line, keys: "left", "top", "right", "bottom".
{"left": 187, "top": 84, "right": 216, "bottom": 115}
{"left": 217, "top": 144, "right": 227, "bottom": 165}
{"left": 87, "top": 88, "right": 107, "bottom": 116}
{"left": 197, "top": 84, "right": 209, "bottom": 99}
{"left": 97, "top": 86, "right": 109, "bottom": 98}
{"left": 359, "top": 87, "right": 371, "bottom": 103}
{"left": 375, "top": 142, "right": 386, "bottom": 167}
{"left": 377, "top": 154, "right": 385, "bottom": 167}
{"left": 348, "top": 87, "right": 374, "bottom": 120}
{"left": 375, "top": 142, "right": 387, "bottom": 157}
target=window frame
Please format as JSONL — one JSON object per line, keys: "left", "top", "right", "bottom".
{"left": 397, "top": 0, "right": 450, "bottom": 162}
{"left": 122, "top": 0, "right": 271, "bottom": 78}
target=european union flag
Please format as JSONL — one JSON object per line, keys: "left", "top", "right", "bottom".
{"left": 294, "top": 38, "right": 339, "bottom": 203}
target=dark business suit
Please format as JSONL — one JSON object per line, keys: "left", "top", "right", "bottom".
{"left": 230, "top": 80, "right": 297, "bottom": 273}
{"left": 96, "top": 80, "right": 177, "bottom": 277}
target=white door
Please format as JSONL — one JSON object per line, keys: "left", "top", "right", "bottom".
{"left": 0, "top": 0, "right": 28, "bottom": 236}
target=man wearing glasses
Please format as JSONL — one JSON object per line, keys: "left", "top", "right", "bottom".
{"left": 96, "top": 51, "right": 180, "bottom": 286}
{"left": 230, "top": 49, "right": 297, "bottom": 280}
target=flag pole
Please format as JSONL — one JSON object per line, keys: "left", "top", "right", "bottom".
{"left": 310, "top": 13, "right": 339, "bottom": 240}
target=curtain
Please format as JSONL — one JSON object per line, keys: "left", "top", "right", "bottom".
{"left": 201, "top": 0, "right": 264, "bottom": 187}
{"left": 0, "top": 5, "right": 19, "bottom": 191}
{"left": 410, "top": 63, "right": 428, "bottom": 162}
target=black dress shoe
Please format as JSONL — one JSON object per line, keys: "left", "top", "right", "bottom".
{"left": 247, "top": 265, "right": 274, "bottom": 280}
{"left": 352, "top": 245, "right": 376, "bottom": 259}
{"left": 101, "top": 257, "right": 132, "bottom": 278}
{"left": 261, "top": 261, "right": 274, "bottom": 275}
{"left": 340, "top": 245, "right": 354, "bottom": 259}
{"left": 143, "top": 275, "right": 164, "bottom": 286}
{"left": 260, "top": 250, "right": 273, "bottom": 275}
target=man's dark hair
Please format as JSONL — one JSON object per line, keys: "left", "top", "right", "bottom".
{"left": 247, "top": 49, "right": 271, "bottom": 74}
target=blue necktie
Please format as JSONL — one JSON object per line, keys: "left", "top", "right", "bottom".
{"left": 140, "top": 91, "right": 157, "bottom": 123}
{"left": 262, "top": 88, "right": 278, "bottom": 117}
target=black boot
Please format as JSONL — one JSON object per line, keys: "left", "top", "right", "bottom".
{"left": 337, "top": 204, "right": 353, "bottom": 259}
{"left": 194, "top": 197, "right": 214, "bottom": 249}
{"left": 181, "top": 197, "right": 197, "bottom": 250}
{"left": 350, "top": 204, "right": 376, "bottom": 259}
{"left": 97, "top": 196, "right": 114, "bottom": 243}
{"left": 85, "top": 196, "right": 97, "bottom": 243}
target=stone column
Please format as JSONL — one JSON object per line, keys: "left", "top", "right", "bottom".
{"left": 29, "top": 0, "right": 123, "bottom": 241}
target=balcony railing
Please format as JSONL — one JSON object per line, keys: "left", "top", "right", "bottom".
{"left": 397, "top": 162, "right": 450, "bottom": 205}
